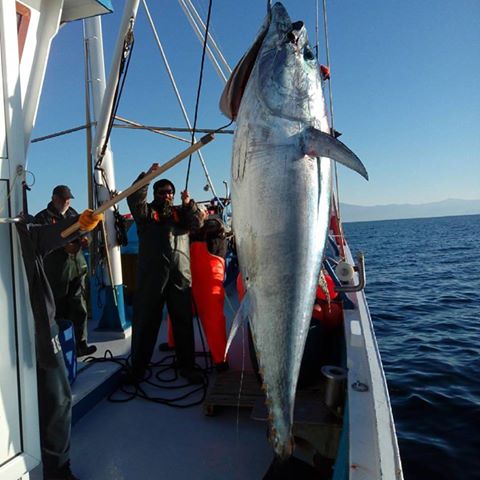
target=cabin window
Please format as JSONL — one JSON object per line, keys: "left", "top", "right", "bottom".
{"left": 16, "top": 2, "right": 30, "bottom": 60}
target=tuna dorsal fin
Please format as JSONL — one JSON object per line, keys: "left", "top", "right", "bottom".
{"left": 219, "top": 14, "right": 271, "bottom": 120}
{"left": 301, "top": 126, "right": 369, "bottom": 180}
{"left": 224, "top": 291, "right": 251, "bottom": 360}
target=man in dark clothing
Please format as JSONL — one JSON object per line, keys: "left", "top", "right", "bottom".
{"left": 15, "top": 209, "right": 102, "bottom": 480}
{"left": 127, "top": 165, "right": 204, "bottom": 384}
{"left": 35, "top": 185, "right": 96, "bottom": 358}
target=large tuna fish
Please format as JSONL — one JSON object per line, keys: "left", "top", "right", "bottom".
{"left": 220, "top": 2, "right": 367, "bottom": 458}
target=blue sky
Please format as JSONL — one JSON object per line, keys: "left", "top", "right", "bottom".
{"left": 28, "top": 0, "right": 480, "bottom": 215}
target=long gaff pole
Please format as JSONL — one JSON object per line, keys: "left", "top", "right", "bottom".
{"left": 61, "top": 134, "right": 214, "bottom": 238}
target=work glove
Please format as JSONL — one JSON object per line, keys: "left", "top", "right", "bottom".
{"left": 78, "top": 209, "right": 103, "bottom": 232}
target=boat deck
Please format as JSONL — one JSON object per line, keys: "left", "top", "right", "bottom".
{"left": 31, "top": 292, "right": 279, "bottom": 479}
{"left": 62, "top": 370, "right": 273, "bottom": 479}
{"left": 28, "top": 273, "right": 351, "bottom": 480}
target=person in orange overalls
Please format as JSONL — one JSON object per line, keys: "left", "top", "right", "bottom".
{"left": 164, "top": 210, "right": 229, "bottom": 373}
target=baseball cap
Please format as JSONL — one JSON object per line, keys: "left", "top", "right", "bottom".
{"left": 52, "top": 185, "right": 74, "bottom": 199}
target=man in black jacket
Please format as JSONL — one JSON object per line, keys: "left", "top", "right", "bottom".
{"left": 127, "top": 164, "right": 204, "bottom": 384}
{"left": 16, "top": 209, "right": 102, "bottom": 480}
{"left": 35, "top": 185, "right": 96, "bottom": 357}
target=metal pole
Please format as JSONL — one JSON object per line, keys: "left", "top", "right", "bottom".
{"left": 83, "top": 21, "right": 95, "bottom": 276}
{"left": 83, "top": 2, "right": 140, "bottom": 332}
{"left": 84, "top": 4, "right": 139, "bottom": 289}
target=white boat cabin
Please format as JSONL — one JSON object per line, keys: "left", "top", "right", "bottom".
{"left": 0, "top": 2, "right": 112, "bottom": 478}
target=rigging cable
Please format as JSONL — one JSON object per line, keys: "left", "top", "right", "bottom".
{"left": 91, "top": 17, "right": 135, "bottom": 234}
{"left": 114, "top": 115, "right": 192, "bottom": 143}
{"left": 183, "top": 0, "right": 232, "bottom": 75}
{"left": 185, "top": 0, "right": 213, "bottom": 191}
{"left": 30, "top": 124, "right": 95, "bottom": 144}
{"left": 94, "top": 21, "right": 135, "bottom": 242}
{"left": 113, "top": 118, "right": 234, "bottom": 136}
{"left": 321, "top": 0, "right": 344, "bottom": 247}
{"left": 315, "top": 0, "right": 319, "bottom": 59}
{"left": 142, "top": 0, "right": 223, "bottom": 205}
{"left": 178, "top": 0, "right": 229, "bottom": 82}
{"left": 95, "top": 19, "right": 135, "bottom": 170}
{"left": 322, "top": 0, "right": 335, "bottom": 140}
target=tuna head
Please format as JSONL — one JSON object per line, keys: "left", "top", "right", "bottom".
{"left": 255, "top": 2, "right": 327, "bottom": 128}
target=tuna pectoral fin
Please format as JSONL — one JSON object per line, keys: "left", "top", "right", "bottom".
{"left": 224, "top": 292, "right": 251, "bottom": 360}
{"left": 302, "top": 126, "right": 369, "bottom": 180}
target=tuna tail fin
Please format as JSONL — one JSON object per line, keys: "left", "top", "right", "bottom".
{"left": 301, "top": 126, "right": 369, "bottom": 180}
{"left": 224, "top": 291, "right": 251, "bottom": 360}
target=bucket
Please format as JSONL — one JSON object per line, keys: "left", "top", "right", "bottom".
{"left": 321, "top": 365, "right": 347, "bottom": 410}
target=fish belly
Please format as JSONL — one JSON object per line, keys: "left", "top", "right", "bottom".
{"left": 232, "top": 126, "right": 332, "bottom": 456}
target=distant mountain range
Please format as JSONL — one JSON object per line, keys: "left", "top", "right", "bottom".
{"left": 340, "top": 198, "right": 480, "bottom": 223}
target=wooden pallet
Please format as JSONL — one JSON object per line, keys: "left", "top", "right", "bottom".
{"left": 251, "top": 385, "right": 343, "bottom": 460}
{"left": 203, "top": 370, "right": 264, "bottom": 416}
{"left": 251, "top": 386, "right": 338, "bottom": 425}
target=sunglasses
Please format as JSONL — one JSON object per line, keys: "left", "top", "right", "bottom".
{"left": 156, "top": 189, "right": 174, "bottom": 195}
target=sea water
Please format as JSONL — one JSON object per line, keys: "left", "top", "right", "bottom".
{"left": 344, "top": 214, "right": 480, "bottom": 479}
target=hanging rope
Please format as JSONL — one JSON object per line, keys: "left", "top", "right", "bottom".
{"left": 321, "top": 0, "right": 345, "bottom": 251}
{"left": 185, "top": 0, "right": 213, "bottom": 191}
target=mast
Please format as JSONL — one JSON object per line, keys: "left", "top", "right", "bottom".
{"left": 83, "top": 0, "right": 140, "bottom": 334}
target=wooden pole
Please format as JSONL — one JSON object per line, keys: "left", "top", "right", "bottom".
{"left": 61, "top": 132, "right": 214, "bottom": 238}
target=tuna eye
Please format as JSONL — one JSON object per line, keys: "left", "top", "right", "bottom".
{"left": 304, "top": 47, "right": 315, "bottom": 61}
{"left": 287, "top": 31, "right": 296, "bottom": 43}
{"left": 292, "top": 21, "right": 304, "bottom": 31}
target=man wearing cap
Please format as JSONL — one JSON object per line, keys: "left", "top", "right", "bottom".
{"left": 127, "top": 164, "right": 204, "bottom": 384}
{"left": 35, "top": 185, "right": 96, "bottom": 358}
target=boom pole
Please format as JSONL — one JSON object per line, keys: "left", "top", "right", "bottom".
{"left": 83, "top": 0, "right": 141, "bottom": 334}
